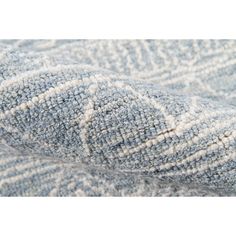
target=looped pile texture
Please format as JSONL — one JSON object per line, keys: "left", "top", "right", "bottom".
{"left": 1, "top": 40, "right": 236, "bottom": 196}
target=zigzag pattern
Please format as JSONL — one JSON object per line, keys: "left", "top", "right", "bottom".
{"left": 1, "top": 40, "right": 236, "bottom": 196}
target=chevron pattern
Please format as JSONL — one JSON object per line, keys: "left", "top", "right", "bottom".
{"left": 1, "top": 40, "right": 236, "bottom": 196}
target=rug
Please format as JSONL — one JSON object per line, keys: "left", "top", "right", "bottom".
{"left": 0, "top": 40, "right": 236, "bottom": 196}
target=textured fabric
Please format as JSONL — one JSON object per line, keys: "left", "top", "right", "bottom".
{"left": 1, "top": 40, "right": 236, "bottom": 196}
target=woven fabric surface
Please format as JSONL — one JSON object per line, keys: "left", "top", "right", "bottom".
{"left": 1, "top": 40, "right": 236, "bottom": 196}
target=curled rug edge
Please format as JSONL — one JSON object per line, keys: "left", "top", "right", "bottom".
{"left": 1, "top": 40, "right": 236, "bottom": 196}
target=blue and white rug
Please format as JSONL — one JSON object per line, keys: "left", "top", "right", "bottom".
{"left": 1, "top": 40, "right": 236, "bottom": 196}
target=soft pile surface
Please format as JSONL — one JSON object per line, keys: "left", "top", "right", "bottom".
{"left": 1, "top": 40, "right": 236, "bottom": 196}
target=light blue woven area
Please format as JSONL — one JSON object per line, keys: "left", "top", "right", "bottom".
{"left": 1, "top": 40, "right": 236, "bottom": 196}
